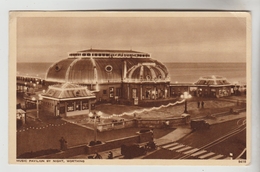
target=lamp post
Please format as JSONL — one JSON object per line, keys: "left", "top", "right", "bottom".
{"left": 24, "top": 82, "right": 27, "bottom": 93}
{"left": 88, "top": 111, "right": 101, "bottom": 143}
{"left": 181, "top": 92, "right": 192, "bottom": 113}
{"left": 32, "top": 94, "right": 43, "bottom": 118}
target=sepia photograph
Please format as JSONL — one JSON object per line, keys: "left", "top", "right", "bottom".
{"left": 9, "top": 11, "right": 251, "bottom": 165}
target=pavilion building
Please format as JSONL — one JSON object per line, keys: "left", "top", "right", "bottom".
{"left": 170, "top": 75, "right": 233, "bottom": 98}
{"left": 41, "top": 82, "right": 96, "bottom": 117}
{"left": 44, "top": 49, "right": 171, "bottom": 105}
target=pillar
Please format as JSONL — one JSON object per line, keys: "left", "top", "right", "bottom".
{"left": 88, "top": 99, "right": 92, "bottom": 111}
{"left": 123, "top": 61, "right": 127, "bottom": 80}
{"left": 127, "top": 84, "right": 130, "bottom": 100}
{"left": 140, "top": 84, "right": 143, "bottom": 100}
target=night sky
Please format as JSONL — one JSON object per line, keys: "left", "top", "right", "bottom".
{"left": 16, "top": 12, "right": 248, "bottom": 63}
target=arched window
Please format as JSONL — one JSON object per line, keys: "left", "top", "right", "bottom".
{"left": 146, "top": 75, "right": 151, "bottom": 80}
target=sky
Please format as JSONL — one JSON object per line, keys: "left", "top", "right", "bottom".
{"left": 16, "top": 13, "right": 247, "bottom": 63}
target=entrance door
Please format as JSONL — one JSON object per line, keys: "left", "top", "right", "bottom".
{"left": 132, "top": 88, "right": 137, "bottom": 99}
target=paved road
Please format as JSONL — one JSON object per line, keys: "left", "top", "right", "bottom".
{"left": 144, "top": 117, "right": 246, "bottom": 159}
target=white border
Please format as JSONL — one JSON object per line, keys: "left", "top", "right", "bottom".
{"left": 1, "top": 0, "right": 260, "bottom": 172}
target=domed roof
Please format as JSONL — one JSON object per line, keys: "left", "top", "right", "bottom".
{"left": 45, "top": 52, "right": 170, "bottom": 84}
{"left": 127, "top": 63, "right": 168, "bottom": 81}
{"left": 194, "top": 75, "right": 231, "bottom": 85}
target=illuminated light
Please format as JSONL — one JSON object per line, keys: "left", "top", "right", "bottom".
{"left": 88, "top": 112, "right": 94, "bottom": 118}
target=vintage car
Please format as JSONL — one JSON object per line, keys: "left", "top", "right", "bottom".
{"left": 121, "top": 143, "right": 147, "bottom": 158}
{"left": 190, "top": 119, "right": 210, "bottom": 130}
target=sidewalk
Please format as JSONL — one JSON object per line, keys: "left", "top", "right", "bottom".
{"left": 154, "top": 111, "right": 246, "bottom": 146}
{"left": 154, "top": 126, "right": 192, "bottom": 145}
{"left": 207, "top": 111, "right": 246, "bottom": 125}
{"left": 70, "top": 111, "right": 247, "bottom": 159}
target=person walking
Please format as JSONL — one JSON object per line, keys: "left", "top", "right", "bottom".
{"left": 197, "top": 101, "right": 200, "bottom": 108}
{"left": 201, "top": 101, "right": 204, "bottom": 108}
{"left": 59, "top": 137, "right": 66, "bottom": 151}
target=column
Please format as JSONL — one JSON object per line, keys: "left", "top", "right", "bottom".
{"left": 140, "top": 84, "right": 143, "bottom": 100}
{"left": 88, "top": 99, "right": 91, "bottom": 111}
{"left": 80, "top": 100, "right": 82, "bottom": 111}
{"left": 127, "top": 84, "right": 130, "bottom": 100}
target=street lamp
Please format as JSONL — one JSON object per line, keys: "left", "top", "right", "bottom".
{"left": 24, "top": 82, "right": 27, "bottom": 93}
{"left": 32, "top": 94, "right": 43, "bottom": 118}
{"left": 181, "top": 92, "right": 192, "bottom": 113}
{"left": 88, "top": 111, "right": 101, "bottom": 143}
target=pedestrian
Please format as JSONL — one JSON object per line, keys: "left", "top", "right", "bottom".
{"left": 108, "top": 151, "right": 113, "bottom": 159}
{"left": 201, "top": 101, "right": 204, "bottom": 108}
{"left": 59, "top": 137, "right": 65, "bottom": 151}
{"left": 197, "top": 101, "right": 200, "bottom": 108}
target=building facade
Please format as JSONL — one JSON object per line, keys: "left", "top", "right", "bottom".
{"left": 170, "top": 75, "right": 233, "bottom": 98}
{"left": 44, "top": 49, "right": 171, "bottom": 105}
{"left": 41, "top": 83, "right": 96, "bottom": 117}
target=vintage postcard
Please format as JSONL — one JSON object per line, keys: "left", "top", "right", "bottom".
{"left": 9, "top": 11, "right": 251, "bottom": 165}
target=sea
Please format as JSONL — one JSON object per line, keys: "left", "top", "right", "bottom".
{"left": 17, "top": 62, "right": 246, "bottom": 84}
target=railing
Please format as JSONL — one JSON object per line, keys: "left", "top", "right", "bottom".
{"left": 96, "top": 116, "right": 189, "bottom": 132}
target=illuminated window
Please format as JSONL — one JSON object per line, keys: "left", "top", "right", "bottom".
{"left": 67, "top": 102, "right": 74, "bottom": 112}
{"left": 109, "top": 87, "right": 114, "bottom": 98}
{"left": 132, "top": 88, "right": 137, "bottom": 99}
{"left": 82, "top": 100, "right": 89, "bottom": 110}
{"left": 75, "top": 101, "right": 81, "bottom": 111}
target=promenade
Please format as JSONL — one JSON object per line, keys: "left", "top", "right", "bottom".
{"left": 71, "top": 111, "right": 246, "bottom": 159}
{"left": 16, "top": 94, "right": 246, "bottom": 158}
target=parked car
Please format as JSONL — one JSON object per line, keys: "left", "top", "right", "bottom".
{"left": 121, "top": 143, "right": 147, "bottom": 158}
{"left": 190, "top": 119, "right": 210, "bottom": 130}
